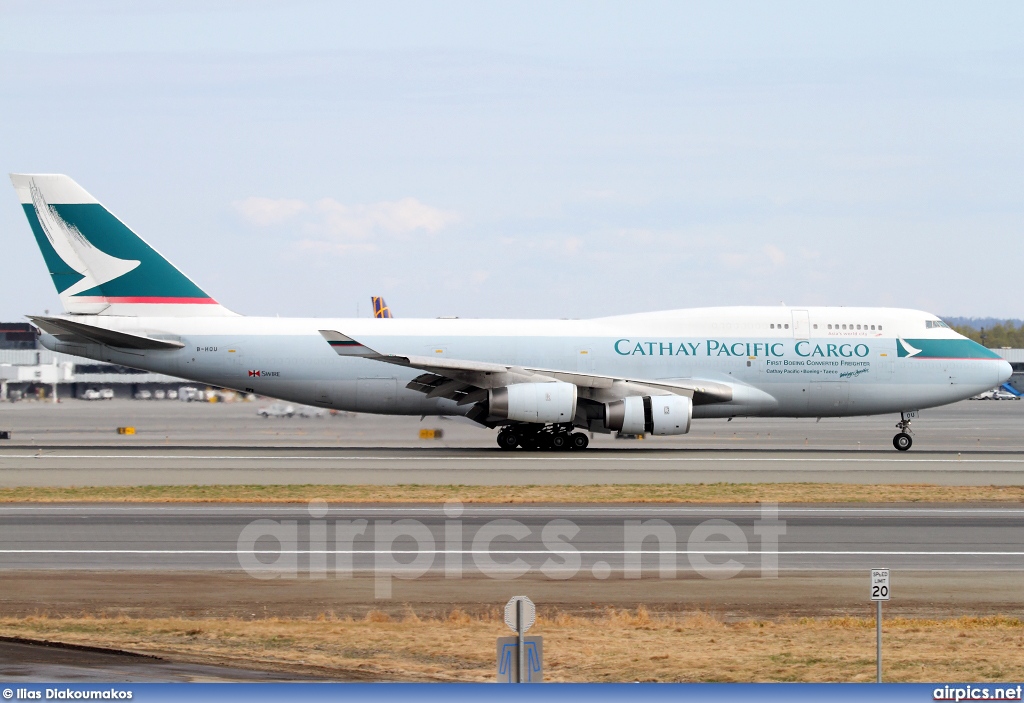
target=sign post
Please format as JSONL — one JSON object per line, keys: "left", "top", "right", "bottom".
{"left": 498, "top": 596, "right": 542, "bottom": 683}
{"left": 517, "top": 598, "right": 525, "bottom": 680}
{"left": 870, "top": 568, "right": 890, "bottom": 683}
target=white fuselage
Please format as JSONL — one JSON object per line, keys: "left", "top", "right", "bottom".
{"left": 39, "top": 306, "right": 1010, "bottom": 422}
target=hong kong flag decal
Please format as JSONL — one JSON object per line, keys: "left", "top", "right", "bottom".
{"left": 248, "top": 370, "right": 261, "bottom": 377}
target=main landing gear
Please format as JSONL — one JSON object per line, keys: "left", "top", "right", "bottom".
{"left": 496, "top": 424, "right": 590, "bottom": 451}
{"left": 893, "top": 413, "right": 913, "bottom": 452}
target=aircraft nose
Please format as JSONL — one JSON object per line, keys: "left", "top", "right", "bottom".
{"left": 998, "top": 359, "right": 1013, "bottom": 384}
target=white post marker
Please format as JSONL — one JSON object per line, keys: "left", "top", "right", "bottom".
{"left": 871, "top": 568, "right": 890, "bottom": 683}
{"left": 505, "top": 596, "right": 535, "bottom": 683}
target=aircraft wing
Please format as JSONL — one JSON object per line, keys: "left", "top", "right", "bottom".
{"left": 318, "top": 330, "right": 734, "bottom": 405}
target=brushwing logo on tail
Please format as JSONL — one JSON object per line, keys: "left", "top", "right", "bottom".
{"left": 28, "top": 179, "right": 141, "bottom": 297}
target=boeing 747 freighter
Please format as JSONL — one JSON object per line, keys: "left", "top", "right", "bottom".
{"left": 9, "top": 174, "right": 1011, "bottom": 451}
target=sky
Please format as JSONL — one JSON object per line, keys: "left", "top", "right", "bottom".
{"left": 1, "top": 1, "right": 1022, "bottom": 320}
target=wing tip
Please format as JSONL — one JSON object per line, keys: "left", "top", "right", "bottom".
{"left": 319, "top": 329, "right": 376, "bottom": 356}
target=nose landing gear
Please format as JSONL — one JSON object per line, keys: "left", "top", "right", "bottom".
{"left": 893, "top": 432, "right": 912, "bottom": 451}
{"left": 893, "top": 413, "right": 914, "bottom": 451}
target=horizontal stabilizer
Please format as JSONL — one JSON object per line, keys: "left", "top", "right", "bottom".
{"left": 29, "top": 316, "right": 184, "bottom": 350}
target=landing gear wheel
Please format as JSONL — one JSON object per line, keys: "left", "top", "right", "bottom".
{"left": 570, "top": 432, "right": 590, "bottom": 450}
{"left": 550, "top": 433, "right": 568, "bottom": 450}
{"left": 893, "top": 433, "right": 912, "bottom": 451}
{"left": 497, "top": 431, "right": 519, "bottom": 450}
{"left": 893, "top": 412, "right": 914, "bottom": 451}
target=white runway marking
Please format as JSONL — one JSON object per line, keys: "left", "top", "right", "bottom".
{"left": 1, "top": 549, "right": 1022, "bottom": 556}
{"left": 2, "top": 453, "right": 1024, "bottom": 464}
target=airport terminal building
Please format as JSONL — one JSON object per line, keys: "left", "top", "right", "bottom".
{"left": 0, "top": 322, "right": 185, "bottom": 400}
{"left": 996, "top": 348, "right": 1024, "bottom": 395}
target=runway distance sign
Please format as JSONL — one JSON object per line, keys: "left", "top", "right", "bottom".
{"left": 871, "top": 568, "right": 890, "bottom": 601}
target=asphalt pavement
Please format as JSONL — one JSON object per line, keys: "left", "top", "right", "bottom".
{"left": 2, "top": 503, "right": 1021, "bottom": 574}
{"left": 1, "top": 399, "right": 1022, "bottom": 486}
{"left": 0, "top": 638, "right": 299, "bottom": 682}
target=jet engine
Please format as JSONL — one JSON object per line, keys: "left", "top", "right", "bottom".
{"left": 605, "top": 395, "right": 692, "bottom": 435}
{"left": 488, "top": 382, "right": 578, "bottom": 423}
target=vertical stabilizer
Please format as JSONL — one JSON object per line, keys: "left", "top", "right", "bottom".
{"left": 10, "top": 173, "right": 235, "bottom": 317}
{"left": 372, "top": 296, "right": 393, "bottom": 318}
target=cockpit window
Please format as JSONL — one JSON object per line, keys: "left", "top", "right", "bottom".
{"left": 925, "top": 320, "right": 950, "bottom": 329}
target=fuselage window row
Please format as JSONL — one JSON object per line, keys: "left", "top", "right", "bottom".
{"left": 825, "top": 324, "right": 883, "bottom": 331}
{"left": 769, "top": 323, "right": 888, "bottom": 332}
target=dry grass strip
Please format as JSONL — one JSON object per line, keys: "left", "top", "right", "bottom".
{"left": 1, "top": 483, "right": 1023, "bottom": 504}
{"left": 2, "top": 609, "right": 1022, "bottom": 682}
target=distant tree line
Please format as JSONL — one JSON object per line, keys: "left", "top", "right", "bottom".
{"left": 942, "top": 316, "right": 1024, "bottom": 330}
{"left": 946, "top": 320, "right": 1024, "bottom": 348}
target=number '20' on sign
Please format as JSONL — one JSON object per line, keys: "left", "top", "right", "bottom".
{"left": 870, "top": 569, "right": 890, "bottom": 601}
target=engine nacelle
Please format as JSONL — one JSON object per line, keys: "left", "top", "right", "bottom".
{"left": 489, "top": 382, "right": 578, "bottom": 424}
{"left": 605, "top": 395, "right": 692, "bottom": 435}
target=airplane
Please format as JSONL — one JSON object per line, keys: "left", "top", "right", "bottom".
{"left": 372, "top": 297, "right": 392, "bottom": 319}
{"left": 9, "top": 174, "right": 1012, "bottom": 451}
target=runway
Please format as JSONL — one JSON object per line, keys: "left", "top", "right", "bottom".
{"left": 1, "top": 447, "right": 1024, "bottom": 485}
{"left": 2, "top": 503, "right": 1022, "bottom": 574}
{"left": 0, "top": 638, "right": 296, "bottom": 682}
{"left": 3, "top": 397, "right": 1024, "bottom": 449}
{"left": 1, "top": 399, "right": 1023, "bottom": 485}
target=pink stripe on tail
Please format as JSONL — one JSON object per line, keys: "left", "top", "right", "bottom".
{"left": 72, "top": 296, "right": 220, "bottom": 305}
